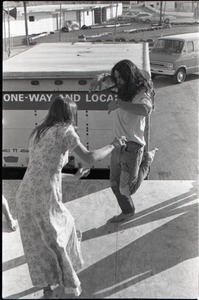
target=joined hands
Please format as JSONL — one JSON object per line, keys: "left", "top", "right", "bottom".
{"left": 112, "top": 136, "right": 127, "bottom": 148}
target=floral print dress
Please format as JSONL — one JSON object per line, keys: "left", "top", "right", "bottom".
{"left": 16, "top": 124, "right": 84, "bottom": 296}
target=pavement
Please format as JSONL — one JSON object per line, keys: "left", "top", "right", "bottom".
{"left": 3, "top": 46, "right": 32, "bottom": 61}
{"left": 2, "top": 179, "right": 199, "bottom": 299}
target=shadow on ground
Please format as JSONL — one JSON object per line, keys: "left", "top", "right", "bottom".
{"left": 79, "top": 182, "right": 198, "bottom": 298}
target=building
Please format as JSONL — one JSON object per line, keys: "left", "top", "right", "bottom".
{"left": 3, "top": 3, "right": 122, "bottom": 38}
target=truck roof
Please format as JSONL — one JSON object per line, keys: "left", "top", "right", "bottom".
{"left": 3, "top": 42, "right": 150, "bottom": 79}
{"left": 158, "top": 32, "right": 199, "bottom": 42}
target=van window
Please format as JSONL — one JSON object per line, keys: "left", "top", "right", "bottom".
{"left": 151, "top": 39, "right": 184, "bottom": 54}
{"left": 186, "top": 41, "right": 194, "bottom": 53}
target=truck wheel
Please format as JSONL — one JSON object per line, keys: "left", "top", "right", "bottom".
{"left": 173, "top": 68, "right": 186, "bottom": 84}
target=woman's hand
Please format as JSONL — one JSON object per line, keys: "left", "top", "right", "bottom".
{"left": 111, "top": 136, "right": 127, "bottom": 148}
{"left": 62, "top": 167, "right": 90, "bottom": 182}
{"left": 75, "top": 167, "right": 90, "bottom": 179}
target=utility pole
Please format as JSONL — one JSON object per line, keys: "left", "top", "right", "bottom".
{"left": 59, "top": 2, "right": 62, "bottom": 42}
{"left": 196, "top": 1, "right": 199, "bottom": 19}
{"left": 3, "top": 10, "right": 7, "bottom": 53}
{"left": 23, "top": 1, "right": 29, "bottom": 45}
{"left": 7, "top": 8, "right": 11, "bottom": 57}
{"left": 113, "top": 2, "right": 118, "bottom": 42}
{"left": 159, "top": 1, "right": 163, "bottom": 25}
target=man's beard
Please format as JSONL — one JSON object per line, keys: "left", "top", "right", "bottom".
{"left": 117, "top": 85, "right": 129, "bottom": 101}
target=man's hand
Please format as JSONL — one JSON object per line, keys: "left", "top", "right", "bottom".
{"left": 89, "top": 73, "right": 112, "bottom": 92}
{"left": 108, "top": 100, "right": 118, "bottom": 114}
{"left": 89, "top": 75, "right": 104, "bottom": 92}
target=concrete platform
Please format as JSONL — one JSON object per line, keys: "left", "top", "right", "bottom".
{"left": 2, "top": 180, "right": 199, "bottom": 299}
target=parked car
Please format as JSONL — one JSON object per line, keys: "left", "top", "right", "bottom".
{"left": 140, "top": 13, "right": 177, "bottom": 24}
{"left": 131, "top": 12, "right": 153, "bottom": 22}
{"left": 62, "top": 20, "right": 80, "bottom": 32}
{"left": 116, "top": 13, "right": 137, "bottom": 22}
{"left": 107, "top": 12, "right": 150, "bottom": 24}
{"left": 124, "top": 11, "right": 137, "bottom": 17}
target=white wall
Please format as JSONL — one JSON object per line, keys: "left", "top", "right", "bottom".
{"left": 164, "top": 1, "right": 176, "bottom": 12}
{"left": 9, "top": 20, "right": 25, "bottom": 37}
{"left": 112, "top": 3, "right": 122, "bottom": 18}
{"left": 146, "top": 1, "right": 175, "bottom": 12}
{"left": 63, "top": 10, "right": 93, "bottom": 27}
{"left": 106, "top": 7, "right": 111, "bottom": 19}
{"left": 27, "top": 14, "right": 57, "bottom": 34}
{"left": 80, "top": 10, "right": 93, "bottom": 26}
{"left": 117, "top": 3, "right": 123, "bottom": 16}
{"left": 63, "top": 10, "right": 77, "bottom": 22}
{"left": 3, "top": 13, "right": 58, "bottom": 37}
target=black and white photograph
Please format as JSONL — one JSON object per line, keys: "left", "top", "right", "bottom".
{"left": 2, "top": 0, "right": 199, "bottom": 299}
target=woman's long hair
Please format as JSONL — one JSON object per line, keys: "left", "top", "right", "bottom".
{"left": 29, "top": 96, "right": 77, "bottom": 143}
{"left": 111, "top": 59, "right": 155, "bottom": 108}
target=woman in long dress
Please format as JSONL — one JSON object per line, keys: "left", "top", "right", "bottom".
{"left": 16, "top": 96, "right": 126, "bottom": 298}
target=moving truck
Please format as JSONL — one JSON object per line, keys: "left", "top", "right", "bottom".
{"left": 3, "top": 42, "right": 151, "bottom": 177}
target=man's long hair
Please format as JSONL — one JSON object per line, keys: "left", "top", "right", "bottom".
{"left": 29, "top": 96, "right": 77, "bottom": 143}
{"left": 111, "top": 59, "right": 155, "bottom": 108}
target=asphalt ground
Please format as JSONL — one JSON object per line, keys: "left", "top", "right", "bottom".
{"left": 29, "top": 22, "right": 199, "bottom": 44}
{"left": 4, "top": 19, "right": 199, "bottom": 47}
{"left": 2, "top": 179, "right": 199, "bottom": 299}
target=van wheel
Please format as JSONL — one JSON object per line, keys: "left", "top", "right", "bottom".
{"left": 173, "top": 68, "right": 186, "bottom": 84}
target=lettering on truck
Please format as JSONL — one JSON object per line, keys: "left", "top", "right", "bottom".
{"left": 3, "top": 92, "right": 117, "bottom": 110}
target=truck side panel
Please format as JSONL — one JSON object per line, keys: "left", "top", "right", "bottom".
{"left": 3, "top": 43, "right": 150, "bottom": 171}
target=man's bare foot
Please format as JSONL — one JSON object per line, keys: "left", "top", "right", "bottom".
{"left": 43, "top": 285, "right": 53, "bottom": 299}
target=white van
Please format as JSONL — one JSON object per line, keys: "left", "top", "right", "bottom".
{"left": 150, "top": 32, "right": 199, "bottom": 83}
